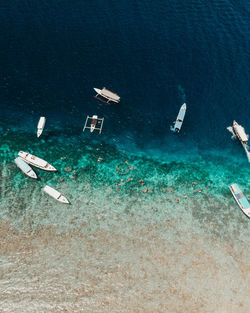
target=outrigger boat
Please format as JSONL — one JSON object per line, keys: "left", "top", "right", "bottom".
{"left": 14, "top": 157, "right": 37, "bottom": 179}
{"left": 170, "top": 103, "right": 187, "bottom": 133}
{"left": 18, "top": 151, "right": 57, "bottom": 171}
{"left": 43, "top": 185, "right": 70, "bottom": 204}
{"left": 229, "top": 183, "right": 250, "bottom": 218}
{"left": 82, "top": 115, "right": 104, "bottom": 134}
{"left": 37, "top": 116, "right": 46, "bottom": 138}
{"left": 227, "top": 121, "right": 250, "bottom": 162}
{"left": 93, "top": 87, "right": 120, "bottom": 104}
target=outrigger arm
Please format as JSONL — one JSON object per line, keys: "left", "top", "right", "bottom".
{"left": 82, "top": 115, "right": 89, "bottom": 132}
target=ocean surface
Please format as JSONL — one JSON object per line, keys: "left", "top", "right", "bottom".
{"left": 0, "top": 1, "right": 250, "bottom": 312}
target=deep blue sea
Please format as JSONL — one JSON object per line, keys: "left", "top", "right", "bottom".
{"left": 1, "top": 0, "right": 249, "bottom": 147}
{"left": 0, "top": 1, "right": 250, "bottom": 311}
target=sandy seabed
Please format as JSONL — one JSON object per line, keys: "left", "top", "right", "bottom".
{"left": 1, "top": 210, "right": 249, "bottom": 313}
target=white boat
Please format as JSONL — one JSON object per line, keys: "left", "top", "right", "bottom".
{"left": 82, "top": 115, "right": 104, "bottom": 134}
{"left": 233, "top": 121, "right": 248, "bottom": 144}
{"left": 37, "top": 117, "right": 46, "bottom": 138}
{"left": 14, "top": 157, "right": 37, "bottom": 179}
{"left": 228, "top": 121, "right": 250, "bottom": 162}
{"left": 170, "top": 103, "right": 187, "bottom": 133}
{"left": 229, "top": 183, "right": 250, "bottom": 218}
{"left": 93, "top": 87, "right": 120, "bottom": 104}
{"left": 18, "top": 151, "right": 57, "bottom": 171}
{"left": 43, "top": 185, "right": 70, "bottom": 204}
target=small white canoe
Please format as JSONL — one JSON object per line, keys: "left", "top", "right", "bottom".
{"left": 14, "top": 157, "right": 37, "bottom": 179}
{"left": 171, "top": 103, "right": 187, "bottom": 133}
{"left": 18, "top": 151, "right": 57, "bottom": 171}
{"left": 43, "top": 185, "right": 69, "bottom": 204}
{"left": 37, "top": 117, "right": 46, "bottom": 138}
{"left": 229, "top": 183, "right": 250, "bottom": 218}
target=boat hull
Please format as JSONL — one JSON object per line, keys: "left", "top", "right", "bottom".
{"left": 229, "top": 184, "right": 250, "bottom": 218}
{"left": 37, "top": 117, "right": 46, "bottom": 138}
{"left": 171, "top": 103, "right": 187, "bottom": 133}
{"left": 90, "top": 115, "right": 98, "bottom": 132}
{"left": 43, "top": 185, "right": 69, "bottom": 204}
{"left": 14, "top": 157, "right": 37, "bottom": 179}
{"left": 93, "top": 87, "right": 120, "bottom": 103}
{"left": 94, "top": 88, "right": 102, "bottom": 94}
{"left": 18, "top": 151, "right": 57, "bottom": 171}
{"left": 233, "top": 121, "right": 248, "bottom": 143}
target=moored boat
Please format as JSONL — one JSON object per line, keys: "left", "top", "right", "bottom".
{"left": 18, "top": 151, "right": 57, "bottom": 171}
{"left": 233, "top": 121, "right": 248, "bottom": 144}
{"left": 170, "top": 103, "right": 187, "bottom": 133}
{"left": 229, "top": 183, "right": 250, "bottom": 218}
{"left": 43, "top": 185, "right": 69, "bottom": 204}
{"left": 14, "top": 157, "right": 37, "bottom": 179}
{"left": 229, "top": 121, "right": 250, "bottom": 162}
{"left": 82, "top": 115, "right": 104, "bottom": 134}
{"left": 37, "top": 117, "right": 46, "bottom": 138}
{"left": 93, "top": 87, "right": 120, "bottom": 104}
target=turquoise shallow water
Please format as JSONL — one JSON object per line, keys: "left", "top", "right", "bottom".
{"left": 1, "top": 124, "right": 250, "bottom": 312}
{"left": 1, "top": 124, "right": 250, "bottom": 233}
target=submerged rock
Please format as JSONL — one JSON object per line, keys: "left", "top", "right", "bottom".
{"left": 64, "top": 166, "right": 73, "bottom": 173}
